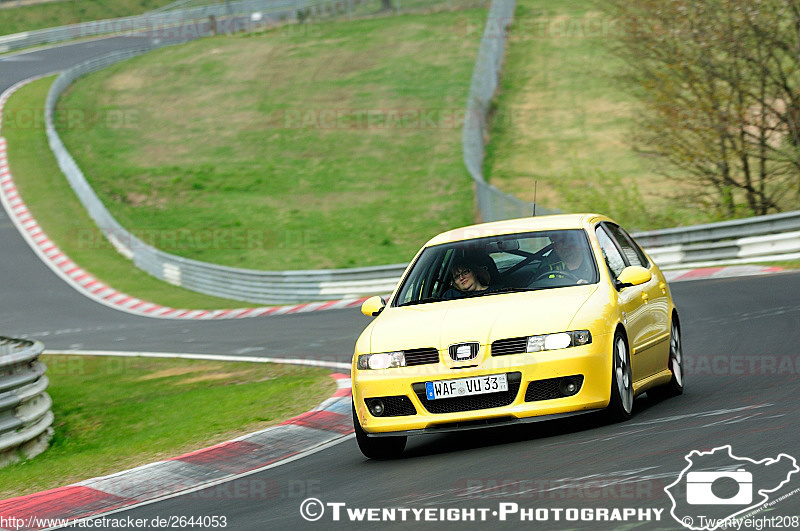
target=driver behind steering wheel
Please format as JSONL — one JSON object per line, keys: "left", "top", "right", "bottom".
{"left": 537, "top": 231, "right": 595, "bottom": 285}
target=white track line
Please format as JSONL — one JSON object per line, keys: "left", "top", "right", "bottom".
{"left": 46, "top": 349, "right": 351, "bottom": 370}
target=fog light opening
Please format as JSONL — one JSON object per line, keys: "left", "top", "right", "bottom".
{"left": 559, "top": 378, "right": 579, "bottom": 397}
{"left": 368, "top": 399, "right": 385, "bottom": 417}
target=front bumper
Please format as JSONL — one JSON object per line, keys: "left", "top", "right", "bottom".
{"left": 352, "top": 333, "right": 613, "bottom": 435}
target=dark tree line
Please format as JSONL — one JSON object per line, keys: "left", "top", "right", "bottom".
{"left": 603, "top": 0, "right": 800, "bottom": 216}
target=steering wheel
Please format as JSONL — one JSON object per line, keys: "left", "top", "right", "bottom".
{"left": 533, "top": 269, "right": 582, "bottom": 284}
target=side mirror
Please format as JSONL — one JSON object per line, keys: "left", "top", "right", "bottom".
{"left": 361, "top": 296, "right": 386, "bottom": 317}
{"left": 616, "top": 266, "right": 652, "bottom": 289}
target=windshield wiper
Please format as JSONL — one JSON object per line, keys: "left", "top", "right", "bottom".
{"left": 488, "top": 286, "right": 543, "bottom": 294}
{"left": 398, "top": 297, "right": 443, "bottom": 307}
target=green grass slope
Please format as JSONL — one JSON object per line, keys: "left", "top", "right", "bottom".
{"left": 484, "top": 0, "right": 710, "bottom": 230}
{"left": 56, "top": 10, "right": 483, "bottom": 270}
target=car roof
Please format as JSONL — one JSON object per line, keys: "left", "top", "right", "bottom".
{"left": 424, "top": 213, "right": 611, "bottom": 247}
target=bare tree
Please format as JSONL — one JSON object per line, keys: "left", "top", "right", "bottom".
{"left": 603, "top": 0, "right": 800, "bottom": 216}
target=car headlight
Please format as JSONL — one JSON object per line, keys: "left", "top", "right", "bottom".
{"left": 357, "top": 351, "right": 406, "bottom": 370}
{"left": 526, "top": 330, "right": 592, "bottom": 352}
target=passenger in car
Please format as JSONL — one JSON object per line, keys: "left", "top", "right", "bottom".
{"left": 442, "top": 257, "right": 491, "bottom": 299}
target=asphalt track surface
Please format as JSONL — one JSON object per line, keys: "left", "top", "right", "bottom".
{"left": 2, "top": 33, "right": 800, "bottom": 531}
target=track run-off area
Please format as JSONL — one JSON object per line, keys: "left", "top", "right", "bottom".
{"left": 1, "top": 30, "right": 799, "bottom": 531}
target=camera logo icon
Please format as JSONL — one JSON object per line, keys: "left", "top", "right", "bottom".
{"left": 686, "top": 469, "right": 753, "bottom": 505}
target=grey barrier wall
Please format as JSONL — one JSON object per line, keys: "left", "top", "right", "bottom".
{"left": 462, "top": 0, "right": 559, "bottom": 222}
{"left": 44, "top": 46, "right": 408, "bottom": 304}
{"left": 632, "top": 211, "right": 800, "bottom": 248}
{"left": 631, "top": 211, "right": 800, "bottom": 268}
{"left": 0, "top": 0, "right": 301, "bottom": 53}
{"left": 37, "top": 0, "right": 800, "bottom": 305}
{"left": 41, "top": 1, "right": 504, "bottom": 305}
{"left": 0, "top": 0, "right": 449, "bottom": 54}
{"left": 0, "top": 337, "right": 52, "bottom": 468}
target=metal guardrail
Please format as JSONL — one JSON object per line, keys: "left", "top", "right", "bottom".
{"left": 36, "top": 0, "right": 800, "bottom": 306}
{"left": 462, "top": 0, "right": 558, "bottom": 222}
{"left": 632, "top": 212, "right": 800, "bottom": 269}
{"left": 0, "top": 337, "right": 52, "bottom": 468}
{"left": 42, "top": 4, "right": 415, "bottom": 305}
{"left": 632, "top": 211, "right": 800, "bottom": 248}
{"left": 0, "top": 0, "right": 448, "bottom": 54}
{"left": 0, "top": 0, "right": 299, "bottom": 53}
{"left": 459, "top": 1, "right": 800, "bottom": 264}
{"left": 45, "top": 48, "right": 407, "bottom": 304}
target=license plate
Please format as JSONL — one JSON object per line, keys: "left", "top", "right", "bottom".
{"left": 425, "top": 374, "right": 508, "bottom": 400}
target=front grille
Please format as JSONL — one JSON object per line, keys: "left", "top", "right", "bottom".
{"left": 412, "top": 372, "right": 522, "bottom": 414}
{"left": 404, "top": 347, "right": 439, "bottom": 367}
{"left": 491, "top": 336, "right": 528, "bottom": 356}
{"left": 449, "top": 342, "right": 479, "bottom": 361}
{"left": 365, "top": 396, "right": 417, "bottom": 417}
{"left": 524, "top": 375, "right": 584, "bottom": 402}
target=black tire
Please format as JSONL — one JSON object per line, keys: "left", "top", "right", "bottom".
{"left": 352, "top": 401, "right": 406, "bottom": 460}
{"left": 648, "top": 320, "right": 684, "bottom": 400}
{"left": 605, "top": 331, "right": 633, "bottom": 422}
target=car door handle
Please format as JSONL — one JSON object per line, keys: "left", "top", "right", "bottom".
{"left": 659, "top": 282, "right": 666, "bottom": 294}
{"left": 641, "top": 292, "right": 649, "bottom": 303}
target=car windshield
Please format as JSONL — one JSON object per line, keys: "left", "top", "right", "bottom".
{"left": 393, "top": 229, "right": 598, "bottom": 307}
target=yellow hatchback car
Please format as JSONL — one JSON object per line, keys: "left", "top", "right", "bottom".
{"left": 351, "top": 213, "right": 684, "bottom": 459}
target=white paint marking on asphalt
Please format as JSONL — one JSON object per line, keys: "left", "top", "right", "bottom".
{"left": 45, "top": 349, "right": 351, "bottom": 370}
{"left": 233, "top": 346, "right": 265, "bottom": 355}
{"left": 540, "top": 403, "right": 776, "bottom": 449}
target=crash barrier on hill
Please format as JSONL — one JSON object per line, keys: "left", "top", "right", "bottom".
{"left": 462, "top": 0, "right": 558, "bottom": 222}
{"left": 0, "top": 0, "right": 284, "bottom": 53}
{"left": 44, "top": 44, "right": 408, "bottom": 304}
{"left": 0, "top": 0, "right": 390, "bottom": 54}
{"left": 39, "top": 1, "right": 800, "bottom": 305}
{"left": 40, "top": 1, "right": 497, "bottom": 305}
{"left": 0, "top": 337, "right": 51, "bottom": 468}
{"left": 44, "top": 50, "right": 800, "bottom": 304}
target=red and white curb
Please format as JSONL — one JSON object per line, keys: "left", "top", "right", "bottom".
{"left": 0, "top": 371, "right": 353, "bottom": 531}
{"left": 662, "top": 264, "right": 785, "bottom": 283}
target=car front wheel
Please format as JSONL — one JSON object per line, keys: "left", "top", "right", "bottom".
{"left": 352, "top": 401, "right": 407, "bottom": 459}
{"left": 605, "top": 331, "right": 633, "bottom": 422}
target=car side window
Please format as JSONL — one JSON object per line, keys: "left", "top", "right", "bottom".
{"left": 595, "top": 225, "right": 626, "bottom": 278}
{"left": 604, "top": 224, "right": 650, "bottom": 269}
{"left": 395, "top": 248, "right": 447, "bottom": 305}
